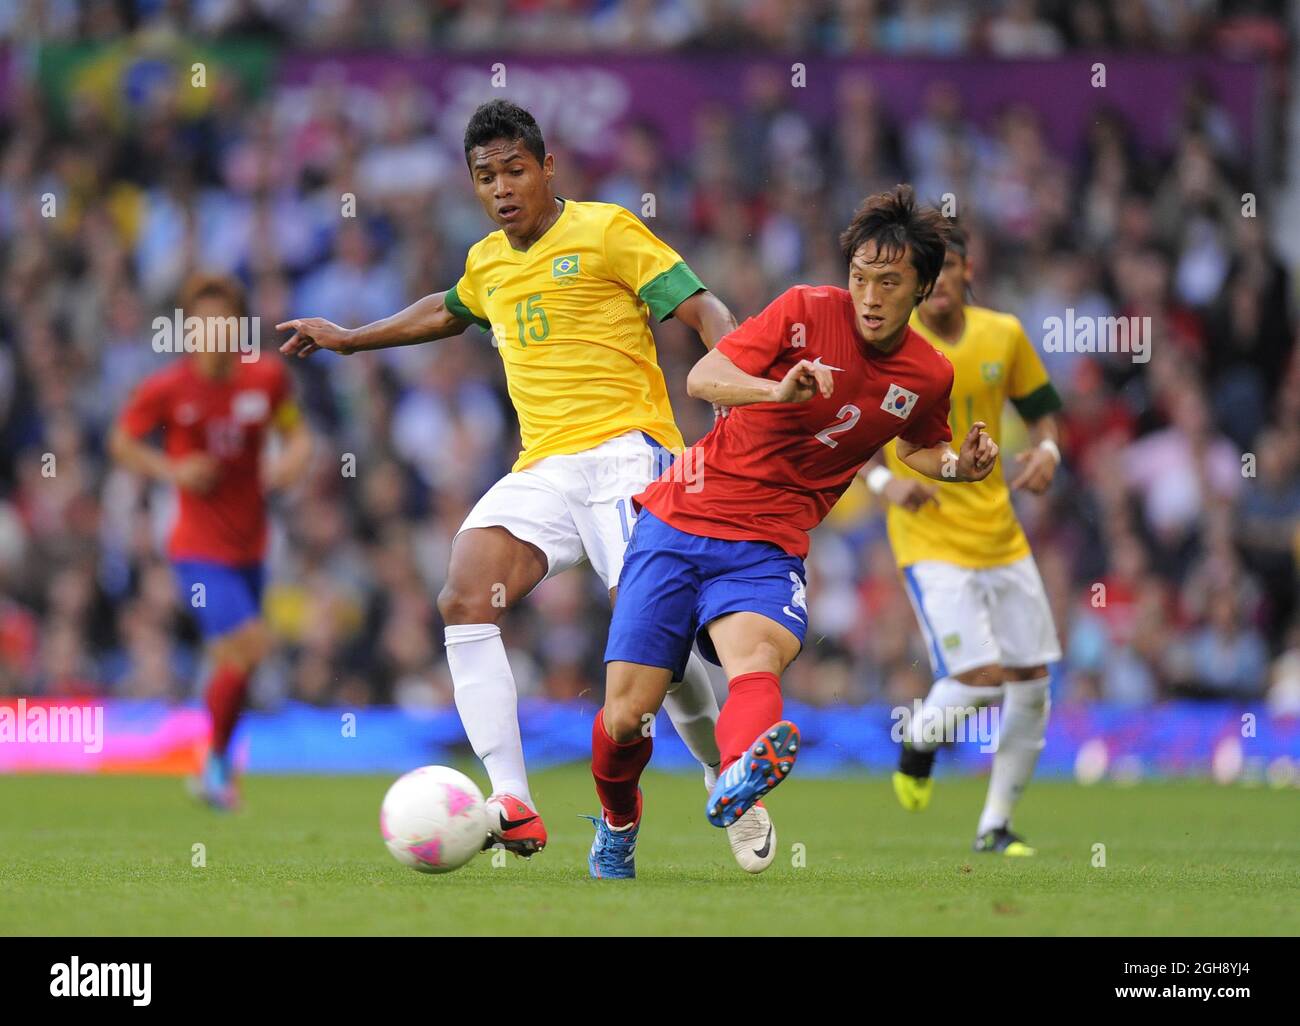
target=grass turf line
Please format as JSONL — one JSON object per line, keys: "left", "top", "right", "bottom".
{"left": 0, "top": 768, "right": 1293, "bottom": 936}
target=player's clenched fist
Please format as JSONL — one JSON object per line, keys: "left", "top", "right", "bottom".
{"left": 954, "top": 421, "right": 998, "bottom": 482}
{"left": 772, "top": 358, "right": 835, "bottom": 403}
{"left": 1009, "top": 443, "right": 1058, "bottom": 494}
{"left": 884, "top": 477, "right": 939, "bottom": 511}
{"left": 168, "top": 452, "right": 220, "bottom": 494}
{"left": 277, "top": 317, "right": 356, "bottom": 358}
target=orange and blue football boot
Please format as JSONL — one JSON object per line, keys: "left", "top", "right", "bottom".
{"left": 706, "top": 720, "right": 800, "bottom": 828}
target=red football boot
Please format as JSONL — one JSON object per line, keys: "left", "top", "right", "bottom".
{"left": 482, "top": 793, "right": 548, "bottom": 857}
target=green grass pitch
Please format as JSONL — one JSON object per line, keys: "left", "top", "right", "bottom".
{"left": 0, "top": 768, "right": 1293, "bottom": 936}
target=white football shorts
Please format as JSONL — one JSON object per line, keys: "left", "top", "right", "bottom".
{"left": 455, "top": 429, "right": 675, "bottom": 592}
{"left": 900, "top": 555, "right": 1062, "bottom": 680}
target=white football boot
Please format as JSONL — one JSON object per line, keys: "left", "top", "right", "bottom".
{"left": 701, "top": 758, "right": 776, "bottom": 872}
{"left": 725, "top": 802, "right": 776, "bottom": 874}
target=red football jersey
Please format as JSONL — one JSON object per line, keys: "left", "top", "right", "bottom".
{"left": 117, "top": 357, "right": 295, "bottom": 564}
{"left": 638, "top": 285, "right": 954, "bottom": 559}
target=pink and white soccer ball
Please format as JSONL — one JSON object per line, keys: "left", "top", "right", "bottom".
{"left": 380, "top": 766, "right": 490, "bottom": 874}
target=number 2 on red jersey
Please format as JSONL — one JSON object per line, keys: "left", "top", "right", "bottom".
{"left": 814, "top": 404, "right": 861, "bottom": 448}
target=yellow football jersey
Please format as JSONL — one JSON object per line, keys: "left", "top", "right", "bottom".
{"left": 445, "top": 199, "right": 702, "bottom": 471}
{"left": 884, "top": 305, "right": 1061, "bottom": 568}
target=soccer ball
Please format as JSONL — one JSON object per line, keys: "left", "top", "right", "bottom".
{"left": 380, "top": 766, "right": 490, "bottom": 874}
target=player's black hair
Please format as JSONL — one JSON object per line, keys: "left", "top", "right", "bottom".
{"left": 943, "top": 221, "right": 976, "bottom": 303}
{"left": 463, "top": 100, "right": 546, "bottom": 168}
{"left": 839, "top": 185, "right": 950, "bottom": 300}
{"left": 945, "top": 222, "right": 967, "bottom": 259}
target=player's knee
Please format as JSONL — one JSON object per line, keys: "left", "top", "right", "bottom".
{"left": 1006, "top": 665, "right": 1049, "bottom": 682}
{"left": 602, "top": 700, "right": 649, "bottom": 744}
{"left": 955, "top": 665, "right": 1004, "bottom": 688}
{"left": 246, "top": 623, "right": 272, "bottom": 664}
{"left": 437, "top": 580, "right": 505, "bottom": 625}
{"left": 757, "top": 639, "right": 786, "bottom": 673}
{"left": 214, "top": 620, "right": 269, "bottom": 670}
{"left": 732, "top": 638, "right": 791, "bottom": 676}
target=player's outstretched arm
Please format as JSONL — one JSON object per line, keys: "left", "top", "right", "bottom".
{"left": 672, "top": 291, "right": 737, "bottom": 351}
{"left": 686, "top": 349, "right": 834, "bottom": 408}
{"left": 277, "top": 291, "right": 471, "bottom": 359}
{"left": 896, "top": 422, "right": 999, "bottom": 484}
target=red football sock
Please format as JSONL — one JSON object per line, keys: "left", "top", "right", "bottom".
{"left": 590, "top": 709, "right": 651, "bottom": 827}
{"left": 206, "top": 663, "right": 252, "bottom": 756}
{"left": 717, "top": 671, "right": 783, "bottom": 770}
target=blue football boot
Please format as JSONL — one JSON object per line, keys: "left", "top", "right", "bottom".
{"left": 586, "top": 791, "right": 641, "bottom": 879}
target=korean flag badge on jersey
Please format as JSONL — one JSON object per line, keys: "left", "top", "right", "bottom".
{"left": 881, "top": 382, "right": 919, "bottom": 420}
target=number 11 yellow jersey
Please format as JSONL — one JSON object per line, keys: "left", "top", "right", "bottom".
{"left": 445, "top": 200, "right": 703, "bottom": 471}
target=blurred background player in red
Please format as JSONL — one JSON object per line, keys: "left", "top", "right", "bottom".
{"left": 109, "top": 274, "right": 313, "bottom": 809}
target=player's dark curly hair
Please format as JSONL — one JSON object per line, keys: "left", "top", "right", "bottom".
{"left": 463, "top": 99, "right": 546, "bottom": 168}
{"left": 839, "top": 185, "right": 951, "bottom": 300}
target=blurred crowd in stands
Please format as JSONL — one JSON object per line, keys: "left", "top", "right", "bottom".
{"left": 0, "top": 0, "right": 1290, "bottom": 59}
{"left": 0, "top": 6, "right": 1297, "bottom": 716}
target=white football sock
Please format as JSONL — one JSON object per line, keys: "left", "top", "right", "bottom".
{"left": 978, "top": 677, "right": 1050, "bottom": 836}
{"left": 445, "top": 624, "right": 532, "bottom": 805}
{"left": 908, "top": 677, "right": 1004, "bottom": 753}
{"left": 664, "top": 650, "right": 722, "bottom": 787}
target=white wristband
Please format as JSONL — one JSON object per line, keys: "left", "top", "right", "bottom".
{"left": 1038, "top": 438, "right": 1061, "bottom": 465}
{"left": 866, "top": 466, "right": 893, "bottom": 495}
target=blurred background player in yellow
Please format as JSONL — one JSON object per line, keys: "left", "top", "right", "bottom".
{"left": 867, "top": 225, "right": 1063, "bottom": 856}
{"left": 276, "top": 100, "right": 762, "bottom": 866}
